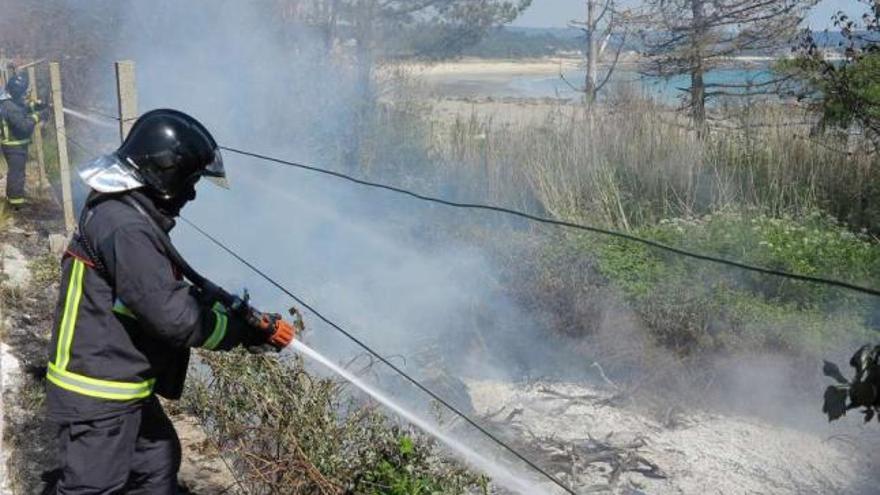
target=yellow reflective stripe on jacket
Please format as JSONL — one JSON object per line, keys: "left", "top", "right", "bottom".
{"left": 0, "top": 119, "right": 29, "bottom": 146}
{"left": 202, "top": 307, "right": 228, "bottom": 350}
{"left": 46, "top": 362, "right": 155, "bottom": 401}
{"left": 1, "top": 114, "right": 32, "bottom": 145}
{"left": 55, "top": 259, "right": 85, "bottom": 370}
{"left": 7, "top": 198, "right": 25, "bottom": 205}
{"left": 49, "top": 259, "right": 157, "bottom": 401}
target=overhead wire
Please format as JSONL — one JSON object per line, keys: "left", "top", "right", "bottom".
{"left": 218, "top": 145, "right": 880, "bottom": 299}
{"left": 178, "top": 217, "right": 579, "bottom": 495}
{"left": 60, "top": 122, "right": 576, "bottom": 493}
{"left": 58, "top": 100, "right": 880, "bottom": 298}
{"left": 55, "top": 103, "right": 880, "bottom": 494}
{"left": 59, "top": 120, "right": 576, "bottom": 493}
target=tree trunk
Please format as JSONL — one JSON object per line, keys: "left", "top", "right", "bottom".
{"left": 584, "top": 0, "right": 598, "bottom": 106}
{"left": 690, "top": 0, "right": 707, "bottom": 135}
{"left": 324, "top": 0, "right": 340, "bottom": 54}
{"left": 346, "top": 0, "right": 375, "bottom": 172}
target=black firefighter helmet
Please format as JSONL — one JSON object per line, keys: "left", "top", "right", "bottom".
{"left": 5, "top": 72, "right": 29, "bottom": 100}
{"left": 78, "top": 109, "right": 227, "bottom": 215}
{"left": 118, "top": 109, "right": 226, "bottom": 202}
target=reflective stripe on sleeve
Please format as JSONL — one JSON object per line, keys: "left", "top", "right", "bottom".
{"left": 46, "top": 362, "right": 155, "bottom": 401}
{"left": 202, "top": 308, "right": 228, "bottom": 350}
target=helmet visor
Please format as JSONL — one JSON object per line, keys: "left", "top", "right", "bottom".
{"left": 202, "top": 148, "right": 229, "bottom": 189}
{"left": 78, "top": 154, "right": 145, "bottom": 193}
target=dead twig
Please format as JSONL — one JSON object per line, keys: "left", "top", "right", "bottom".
{"left": 591, "top": 362, "right": 619, "bottom": 390}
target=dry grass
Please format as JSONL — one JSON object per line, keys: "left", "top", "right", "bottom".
{"left": 435, "top": 94, "right": 880, "bottom": 232}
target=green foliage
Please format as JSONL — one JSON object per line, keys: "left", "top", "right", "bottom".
{"left": 781, "top": 52, "right": 880, "bottom": 140}
{"left": 333, "top": 0, "right": 533, "bottom": 60}
{"left": 184, "top": 351, "right": 483, "bottom": 495}
{"left": 360, "top": 435, "right": 482, "bottom": 495}
{"left": 787, "top": 4, "right": 880, "bottom": 148}
{"left": 589, "top": 210, "right": 880, "bottom": 355}
{"left": 461, "top": 27, "right": 584, "bottom": 58}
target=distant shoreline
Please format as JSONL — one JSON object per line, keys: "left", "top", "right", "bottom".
{"left": 404, "top": 55, "right": 781, "bottom": 79}
{"left": 392, "top": 56, "right": 796, "bottom": 101}
{"left": 401, "top": 53, "right": 839, "bottom": 79}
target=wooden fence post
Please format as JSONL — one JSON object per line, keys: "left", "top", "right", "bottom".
{"left": 115, "top": 61, "right": 138, "bottom": 142}
{"left": 49, "top": 62, "right": 75, "bottom": 233}
{"left": 27, "top": 65, "right": 51, "bottom": 199}
{"left": 0, "top": 49, "right": 7, "bottom": 88}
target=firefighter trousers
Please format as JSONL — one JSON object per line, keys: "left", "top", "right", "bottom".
{"left": 55, "top": 397, "right": 181, "bottom": 494}
{"left": 2, "top": 144, "right": 28, "bottom": 204}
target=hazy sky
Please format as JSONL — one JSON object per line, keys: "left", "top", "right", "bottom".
{"left": 512, "top": 0, "right": 870, "bottom": 30}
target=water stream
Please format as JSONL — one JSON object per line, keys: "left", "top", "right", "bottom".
{"left": 62, "top": 107, "right": 117, "bottom": 129}
{"left": 289, "top": 340, "right": 553, "bottom": 495}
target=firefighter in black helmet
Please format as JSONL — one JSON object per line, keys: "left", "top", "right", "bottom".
{"left": 1, "top": 71, "right": 49, "bottom": 208}
{"left": 48, "top": 109, "right": 299, "bottom": 494}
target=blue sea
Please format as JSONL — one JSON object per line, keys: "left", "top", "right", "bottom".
{"left": 430, "top": 66, "right": 777, "bottom": 102}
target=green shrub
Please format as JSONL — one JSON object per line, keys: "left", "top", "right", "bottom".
{"left": 588, "top": 210, "right": 880, "bottom": 356}
{"left": 183, "top": 350, "right": 485, "bottom": 495}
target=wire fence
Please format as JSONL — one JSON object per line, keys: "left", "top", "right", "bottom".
{"left": 57, "top": 103, "right": 880, "bottom": 495}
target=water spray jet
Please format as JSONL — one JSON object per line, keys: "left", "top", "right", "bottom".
{"left": 289, "top": 340, "right": 554, "bottom": 495}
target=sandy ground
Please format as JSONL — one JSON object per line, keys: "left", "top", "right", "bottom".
{"left": 0, "top": 242, "right": 29, "bottom": 495}
{"left": 407, "top": 55, "right": 783, "bottom": 79}
{"left": 468, "top": 379, "right": 880, "bottom": 494}
{"left": 400, "top": 57, "right": 590, "bottom": 101}
{"left": 410, "top": 57, "right": 586, "bottom": 77}
{"left": 0, "top": 344, "right": 22, "bottom": 495}
{"left": 389, "top": 57, "right": 672, "bottom": 127}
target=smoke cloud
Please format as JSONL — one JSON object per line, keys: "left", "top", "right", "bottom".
{"left": 49, "top": 0, "right": 880, "bottom": 491}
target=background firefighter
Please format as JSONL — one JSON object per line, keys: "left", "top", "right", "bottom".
{"left": 0, "top": 70, "right": 48, "bottom": 208}
{"left": 47, "top": 108, "right": 299, "bottom": 494}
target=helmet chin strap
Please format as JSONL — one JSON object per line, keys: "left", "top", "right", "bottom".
{"left": 146, "top": 183, "right": 197, "bottom": 217}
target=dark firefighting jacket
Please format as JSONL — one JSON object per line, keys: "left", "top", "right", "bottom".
{"left": 46, "top": 190, "right": 251, "bottom": 422}
{"left": 0, "top": 93, "right": 38, "bottom": 147}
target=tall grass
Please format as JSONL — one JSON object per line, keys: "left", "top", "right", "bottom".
{"left": 437, "top": 94, "right": 880, "bottom": 233}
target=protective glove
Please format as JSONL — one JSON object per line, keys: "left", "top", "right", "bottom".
{"left": 200, "top": 308, "right": 249, "bottom": 351}
{"left": 28, "top": 99, "right": 49, "bottom": 112}
{"left": 32, "top": 108, "right": 51, "bottom": 125}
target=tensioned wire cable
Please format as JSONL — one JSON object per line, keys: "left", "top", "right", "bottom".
{"left": 61, "top": 118, "right": 575, "bottom": 493}
{"left": 218, "top": 145, "right": 880, "bottom": 299}
{"left": 60, "top": 107, "right": 879, "bottom": 494}
{"left": 60, "top": 106, "right": 880, "bottom": 298}
{"left": 178, "top": 216, "right": 578, "bottom": 495}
